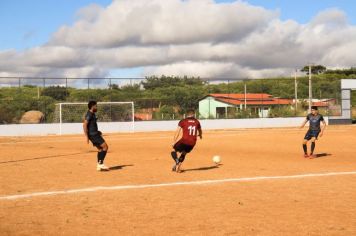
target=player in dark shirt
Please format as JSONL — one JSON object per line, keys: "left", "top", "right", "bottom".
{"left": 300, "top": 106, "right": 326, "bottom": 158}
{"left": 171, "top": 109, "right": 202, "bottom": 173}
{"left": 83, "top": 101, "right": 109, "bottom": 171}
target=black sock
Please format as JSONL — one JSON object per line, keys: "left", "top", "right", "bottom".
{"left": 311, "top": 142, "right": 315, "bottom": 154}
{"left": 303, "top": 144, "right": 307, "bottom": 154}
{"left": 98, "top": 151, "right": 107, "bottom": 164}
{"left": 97, "top": 152, "right": 100, "bottom": 163}
{"left": 171, "top": 151, "right": 178, "bottom": 163}
{"left": 178, "top": 153, "right": 186, "bottom": 163}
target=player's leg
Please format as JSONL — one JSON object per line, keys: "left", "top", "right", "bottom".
{"left": 88, "top": 135, "right": 105, "bottom": 170}
{"left": 96, "top": 147, "right": 103, "bottom": 164}
{"left": 97, "top": 142, "right": 109, "bottom": 170}
{"left": 98, "top": 142, "right": 108, "bottom": 163}
{"left": 303, "top": 131, "right": 311, "bottom": 157}
{"left": 171, "top": 150, "right": 178, "bottom": 163}
{"left": 309, "top": 136, "right": 318, "bottom": 158}
{"left": 93, "top": 133, "right": 109, "bottom": 171}
{"left": 171, "top": 150, "right": 179, "bottom": 171}
{"left": 302, "top": 139, "right": 308, "bottom": 157}
{"left": 171, "top": 141, "right": 183, "bottom": 171}
{"left": 176, "top": 151, "right": 186, "bottom": 173}
{"left": 178, "top": 152, "right": 187, "bottom": 163}
{"left": 176, "top": 144, "right": 193, "bottom": 173}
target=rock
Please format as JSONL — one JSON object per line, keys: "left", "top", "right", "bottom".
{"left": 20, "top": 111, "right": 44, "bottom": 124}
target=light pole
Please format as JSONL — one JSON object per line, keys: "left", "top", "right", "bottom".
{"left": 244, "top": 82, "right": 247, "bottom": 110}
{"left": 308, "top": 63, "right": 313, "bottom": 112}
{"left": 294, "top": 69, "right": 298, "bottom": 111}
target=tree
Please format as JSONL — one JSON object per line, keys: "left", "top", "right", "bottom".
{"left": 325, "top": 67, "right": 356, "bottom": 76}
{"left": 41, "top": 86, "right": 69, "bottom": 101}
{"left": 142, "top": 75, "right": 203, "bottom": 90}
{"left": 301, "top": 65, "right": 326, "bottom": 75}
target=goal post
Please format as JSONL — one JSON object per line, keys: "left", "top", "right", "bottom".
{"left": 54, "top": 102, "right": 135, "bottom": 135}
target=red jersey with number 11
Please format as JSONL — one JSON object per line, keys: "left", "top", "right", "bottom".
{"left": 178, "top": 117, "right": 201, "bottom": 146}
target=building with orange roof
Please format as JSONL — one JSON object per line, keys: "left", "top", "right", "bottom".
{"left": 198, "top": 93, "right": 294, "bottom": 118}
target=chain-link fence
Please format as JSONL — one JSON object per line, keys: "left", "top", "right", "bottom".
{"left": 0, "top": 76, "right": 344, "bottom": 124}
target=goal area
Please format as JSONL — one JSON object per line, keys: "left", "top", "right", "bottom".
{"left": 54, "top": 102, "right": 135, "bottom": 135}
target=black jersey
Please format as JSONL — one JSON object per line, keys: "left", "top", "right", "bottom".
{"left": 85, "top": 111, "right": 99, "bottom": 136}
{"left": 306, "top": 113, "right": 324, "bottom": 131}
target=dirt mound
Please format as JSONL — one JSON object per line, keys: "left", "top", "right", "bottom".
{"left": 20, "top": 111, "right": 44, "bottom": 124}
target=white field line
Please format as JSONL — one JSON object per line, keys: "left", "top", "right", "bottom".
{"left": 0, "top": 133, "right": 244, "bottom": 145}
{"left": 1, "top": 171, "right": 356, "bottom": 201}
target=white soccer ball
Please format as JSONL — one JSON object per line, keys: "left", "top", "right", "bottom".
{"left": 212, "top": 155, "right": 221, "bottom": 164}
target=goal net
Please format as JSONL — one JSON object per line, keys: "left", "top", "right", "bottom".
{"left": 54, "top": 102, "right": 134, "bottom": 135}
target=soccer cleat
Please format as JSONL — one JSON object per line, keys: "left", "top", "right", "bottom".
{"left": 304, "top": 154, "right": 309, "bottom": 158}
{"left": 309, "top": 154, "right": 316, "bottom": 159}
{"left": 172, "top": 164, "right": 176, "bottom": 172}
{"left": 97, "top": 164, "right": 110, "bottom": 171}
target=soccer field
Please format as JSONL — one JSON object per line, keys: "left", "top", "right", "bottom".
{"left": 1, "top": 126, "right": 356, "bottom": 235}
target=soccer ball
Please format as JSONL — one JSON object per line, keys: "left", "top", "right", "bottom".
{"left": 212, "top": 155, "right": 221, "bottom": 164}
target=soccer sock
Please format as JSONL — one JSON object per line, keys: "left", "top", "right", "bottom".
{"left": 97, "top": 152, "right": 101, "bottom": 163}
{"left": 178, "top": 153, "right": 186, "bottom": 163}
{"left": 98, "top": 151, "right": 107, "bottom": 164}
{"left": 171, "top": 151, "right": 178, "bottom": 163}
{"left": 303, "top": 144, "right": 307, "bottom": 154}
{"left": 311, "top": 142, "right": 315, "bottom": 154}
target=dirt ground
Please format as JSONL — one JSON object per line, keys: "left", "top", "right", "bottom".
{"left": 0, "top": 125, "right": 356, "bottom": 236}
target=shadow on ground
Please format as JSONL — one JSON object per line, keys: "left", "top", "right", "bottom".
{"left": 109, "top": 164, "right": 134, "bottom": 171}
{"left": 182, "top": 164, "right": 222, "bottom": 172}
{"left": 314, "top": 153, "right": 332, "bottom": 158}
{"left": 0, "top": 152, "right": 84, "bottom": 164}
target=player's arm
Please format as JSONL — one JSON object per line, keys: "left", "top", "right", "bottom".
{"left": 83, "top": 119, "right": 89, "bottom": 144}
{"left": 320, "top": 119, "right": 327, "bottom": 137}
{"left": 198, "top": 127, "right": 202, "bottom": 139}
{"left": 173, "top": 127, "right": 182, "bottom": 145}
{"left": 300, "top": 119, "right": 308, "bottom": 128}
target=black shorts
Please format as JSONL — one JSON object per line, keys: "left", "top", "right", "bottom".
{"left": 174, "top": 141, "right": 195, "bottom": 153}
{"left": 304, "top": 130, "right": 320, "bottom": 140}
{"left": 89, "top": 132, "right": 105, "bottom": 148}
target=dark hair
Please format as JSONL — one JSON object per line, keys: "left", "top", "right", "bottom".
{"left": 186, "top": 109, "right": 195, "bottom": 115}
{"left": 311, "top": 106, "right": 318, "bottom": 110}
{"left": 88, "top": 100, "right": 97, "bottom": 109}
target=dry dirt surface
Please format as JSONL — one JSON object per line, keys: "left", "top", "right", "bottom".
{"left": 1, "top": 126, "right": 356, "bottom": 236}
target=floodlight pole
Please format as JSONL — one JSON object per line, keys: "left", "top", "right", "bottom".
{"left": 308, "top": 64, "right": 313, "bottom": 113}
{"left": 294, "top": 69, "right": 298, "bottom": 111}
{"left": 244, "top": 82, "right": 247, "bottom": 110}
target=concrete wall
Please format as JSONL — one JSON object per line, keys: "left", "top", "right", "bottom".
{"left": 340, "top": 79, "right": 356, "bottom": 119}
{"left": 0, "top": 117, "right": 328, "bottom": 137}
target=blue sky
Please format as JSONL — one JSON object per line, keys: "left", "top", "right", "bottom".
{"left": 223, "top": 0, "right": 356, "bottom": 24}
{"left": 1, "top": 0, "right": 355, "bottom": 51}
{"left": 0, "top": 0, "right": 111, "bottom": 50}
{"left": 1, "top": 0, "right": 356, "bottom": 78}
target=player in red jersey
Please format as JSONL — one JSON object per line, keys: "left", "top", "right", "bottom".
{"left": 171, "top": 109, "right": 202, "bottom": 173}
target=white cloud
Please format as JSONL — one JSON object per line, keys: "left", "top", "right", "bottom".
{"left": 50, "top": 0, "right": 276, "bottom": 47}
{"left": 0, "top": 1, "right": 356, "bottom": 78}
{"left": 75, "top": 3, "right": 104, "bottom": 23}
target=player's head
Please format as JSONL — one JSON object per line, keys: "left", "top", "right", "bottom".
{"left": 186, "top": 109, "right": 195, "bottom": 117}
{"left": 88, "top": 100, "right": 97, "bottom": 112}
{"left": 311, "top": 106, "right": 318, "bottom": 115}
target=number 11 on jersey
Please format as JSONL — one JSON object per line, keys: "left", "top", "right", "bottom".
{"left": 188, "top": 125, "right": 196, "bottom": 136}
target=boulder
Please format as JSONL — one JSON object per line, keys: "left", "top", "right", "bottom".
{"left": 20, "top": 111, "right": 44, "bottom": 124}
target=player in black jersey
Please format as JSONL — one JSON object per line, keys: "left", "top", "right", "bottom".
{"left": 83, "top": 101, "right": 109, "bottom": 171}
{"left": 300, "top": 106, "right": 326, "bottom": 158}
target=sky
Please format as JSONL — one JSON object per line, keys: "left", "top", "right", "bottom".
{"left": 1, "top": 0, "right": 356, "bottom": 78}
